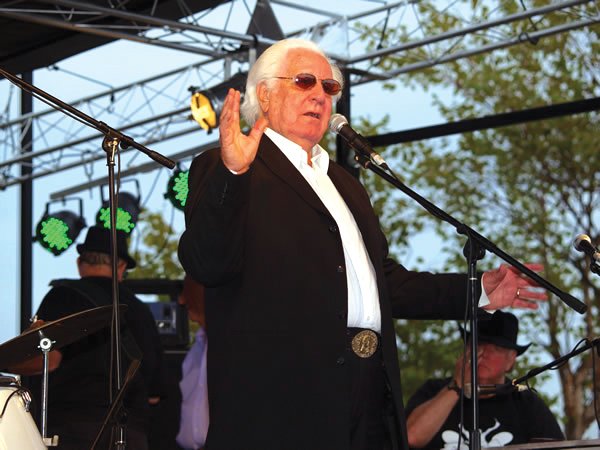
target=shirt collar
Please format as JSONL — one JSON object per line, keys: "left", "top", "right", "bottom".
{"left": 264, "top": 128, "right": 329, "bottom": 173}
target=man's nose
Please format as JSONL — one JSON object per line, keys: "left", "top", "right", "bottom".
{"left": 310, "top": 83, "right": 327, "bottom": 102}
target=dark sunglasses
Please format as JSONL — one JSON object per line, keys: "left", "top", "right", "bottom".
{"left": 272, "top": 73, "right": 341, "bottom": 96}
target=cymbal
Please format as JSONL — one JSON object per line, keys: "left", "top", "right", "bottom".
{"left": 0, "top": 305, "right": 126, "bottom": 369}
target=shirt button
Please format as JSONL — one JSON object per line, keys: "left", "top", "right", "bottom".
{"left": 337, "top": 265, "right": 345, "bottom": 273}
{"left": 329, "top": 224, "right": 338, "bottom": 233}
{"left": 336, "top": 356, "right": 345, "bottom": 365}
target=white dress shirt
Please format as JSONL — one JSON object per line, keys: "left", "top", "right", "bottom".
{"left": 265, "top": 128, "right": 382, "bottom": 332}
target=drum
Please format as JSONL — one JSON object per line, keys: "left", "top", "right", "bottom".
{"left": 0, "top": 377, "right": 46, "bottom": 450}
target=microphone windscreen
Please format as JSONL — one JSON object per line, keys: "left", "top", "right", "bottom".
{"left": 328, "top": 113, "right": 348, "bottom": 133}
{"left": 574, "top": 234, "right": 592, "bottom": 251}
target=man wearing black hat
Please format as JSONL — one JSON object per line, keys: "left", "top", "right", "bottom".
{"left": 14, "top": 226, "right": 166, "bottom": 449}
{"left": 405, "top": 311, "right": 563, "bottom": 449}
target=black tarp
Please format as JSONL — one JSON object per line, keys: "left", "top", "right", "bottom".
{"left": 0, "top": 0, "right": 227, "bottom": 74}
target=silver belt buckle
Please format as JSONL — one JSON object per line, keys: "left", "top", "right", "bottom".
{"left": 351, "top": 330, "right": 378, "bottom": 358}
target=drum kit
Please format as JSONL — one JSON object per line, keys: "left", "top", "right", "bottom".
{"left": 0, "top": 305, "right": 119, "bottom": 449}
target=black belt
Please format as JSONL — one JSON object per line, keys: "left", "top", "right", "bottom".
{"left": 347, "top": 327, "right": 380, "bottom": 358}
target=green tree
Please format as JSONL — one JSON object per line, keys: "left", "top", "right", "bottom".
{"left": 126, "top": 206, "right": 201, "bottom": 339}
{"left": 127, "top": 209, "right": 184, "bottom": 281}
{"left": 358, "top": 0, "right": 599, "bottom": 438}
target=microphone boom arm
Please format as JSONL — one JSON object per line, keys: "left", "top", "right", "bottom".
{"left": 352, "top": 152, "right": 587, "bottom": 314}
{"left": 512, "top": 337, "right": 600, "bottom": 387}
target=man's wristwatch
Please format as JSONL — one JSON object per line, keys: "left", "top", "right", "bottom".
{"left": 447, "top": 379, "right": 461, "bottom": 393}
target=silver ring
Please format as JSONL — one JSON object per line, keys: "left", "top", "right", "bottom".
{"left": 516, "top": 288, "right": 521, "bottom": 298}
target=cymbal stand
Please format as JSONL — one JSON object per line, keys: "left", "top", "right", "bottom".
{"left": 37, "top": 329, "right": 59, "bottom": 447}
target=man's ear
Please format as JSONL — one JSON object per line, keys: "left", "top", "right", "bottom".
{"left": 257, "top": 82, "right": 270, "bottom": 113}
{"left": 506, "top": 350, "right": 518, "bottom": 372}
{"left": 76, "top": 257, "right": 84, "bottom": 275}
{"left": 117, "top": 260, "right": 128, "bottom": 281}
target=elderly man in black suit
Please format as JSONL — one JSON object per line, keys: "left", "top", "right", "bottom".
{"left": 178, "top": 38, "right": 545, "bottom": 450}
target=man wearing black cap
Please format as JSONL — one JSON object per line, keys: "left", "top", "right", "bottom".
{"left": 405, "top": 311, "right": 564, "bottom": 449}
{"left": 15, "top": 226, "right": 166, "bottom": 449}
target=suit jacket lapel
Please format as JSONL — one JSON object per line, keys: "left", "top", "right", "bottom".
{"left": 328, "top": 163, "right": 380, "bottom": 261}
{"left": 328, "top": 164, "right": 368, "bottom": 233}
{"left": 257, "top": 135, "right": 332, "bottom": 218}
{"left": 257, "top": 135, "right": 377, "bottom": 261}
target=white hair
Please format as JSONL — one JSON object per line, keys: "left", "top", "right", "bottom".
{"left": 240, "top": 38, "right": 343, "bottom": 126}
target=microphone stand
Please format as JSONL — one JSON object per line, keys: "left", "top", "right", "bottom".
{"left": 352, "top": 152, "right": 587, "bottom": 450}
{"left": 105, "top": 135, "right": 127, "bottom": 449}
{"left": 512, "top": 337, "right": 600, "bottom": 388}
{"left": 91, "top": 359, "right": 141, "bottom": 450}
{"left": 0, "top": 66, "right": 175, "bottom": 449}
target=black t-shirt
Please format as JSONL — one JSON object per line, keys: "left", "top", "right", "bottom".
{"left": 35, "top": 277, "right": 167, "bottom": 433}
{"left": 405, "top": 378, "right": 564, "bottom": 449}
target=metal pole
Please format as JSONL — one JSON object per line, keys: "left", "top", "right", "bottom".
{"left": 335, "top": 68, "right": 359, "bottom": 178}
{"left": 19, "top": 70, "right": 33, "bottom": 332}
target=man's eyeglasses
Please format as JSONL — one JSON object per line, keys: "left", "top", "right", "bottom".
{"left": 271, "top": 73, "right": 342, "bottom": 96}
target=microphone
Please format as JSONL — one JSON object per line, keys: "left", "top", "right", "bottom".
{"left": 463, "top": 382, "right": 529, "bottom": 399}
{"left": 574, "top": 234, "right": 600, "bottom": 263}
{"left": 328, "top": 114, "right": 389, "bottom": 170}
{"left": 574, "top": 234, "right": 600, "bottom": 274}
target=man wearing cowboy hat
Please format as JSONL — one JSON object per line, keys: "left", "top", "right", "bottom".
{"left": 13, "top": 225, "right": 167, "bottom": 449}
{"left": 405, "top": 311, "right": 563, "bottom": 449}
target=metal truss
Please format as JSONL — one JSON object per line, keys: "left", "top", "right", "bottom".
{"left": 0, "top": 0, "right": 598, "bottom": 192}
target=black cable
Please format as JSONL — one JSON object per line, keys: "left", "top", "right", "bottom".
{"left": 0, "top": 388, "right": 31, "bottom": 419}
{"left": 518, "top": 0, "right": 540, "bottom": 45}
{"left": 550, "top": 338, "right": 588, "bottom": 371}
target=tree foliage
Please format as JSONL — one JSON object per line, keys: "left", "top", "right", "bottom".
{"left": 358, "top": 0, "right": 599, "bottom": 438}
{"left": 128, "top": 208, "right": 184, "bottom": 281}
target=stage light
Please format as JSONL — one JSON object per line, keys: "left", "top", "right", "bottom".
{"left": 164, "top": 166, "right": 189, "bottom": 211}
{"left": 96, "top": 181, "right": 141, "bottom": 234}
{"left": 190, "top": 72, "right": 247, "bottom": 132}
{"left": 35, "top": 198, "right": 86, "bottom": 255}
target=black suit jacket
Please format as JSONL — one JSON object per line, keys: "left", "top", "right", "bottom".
{"left": 178, "top": 135, "right": 470, "bottom": 450}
